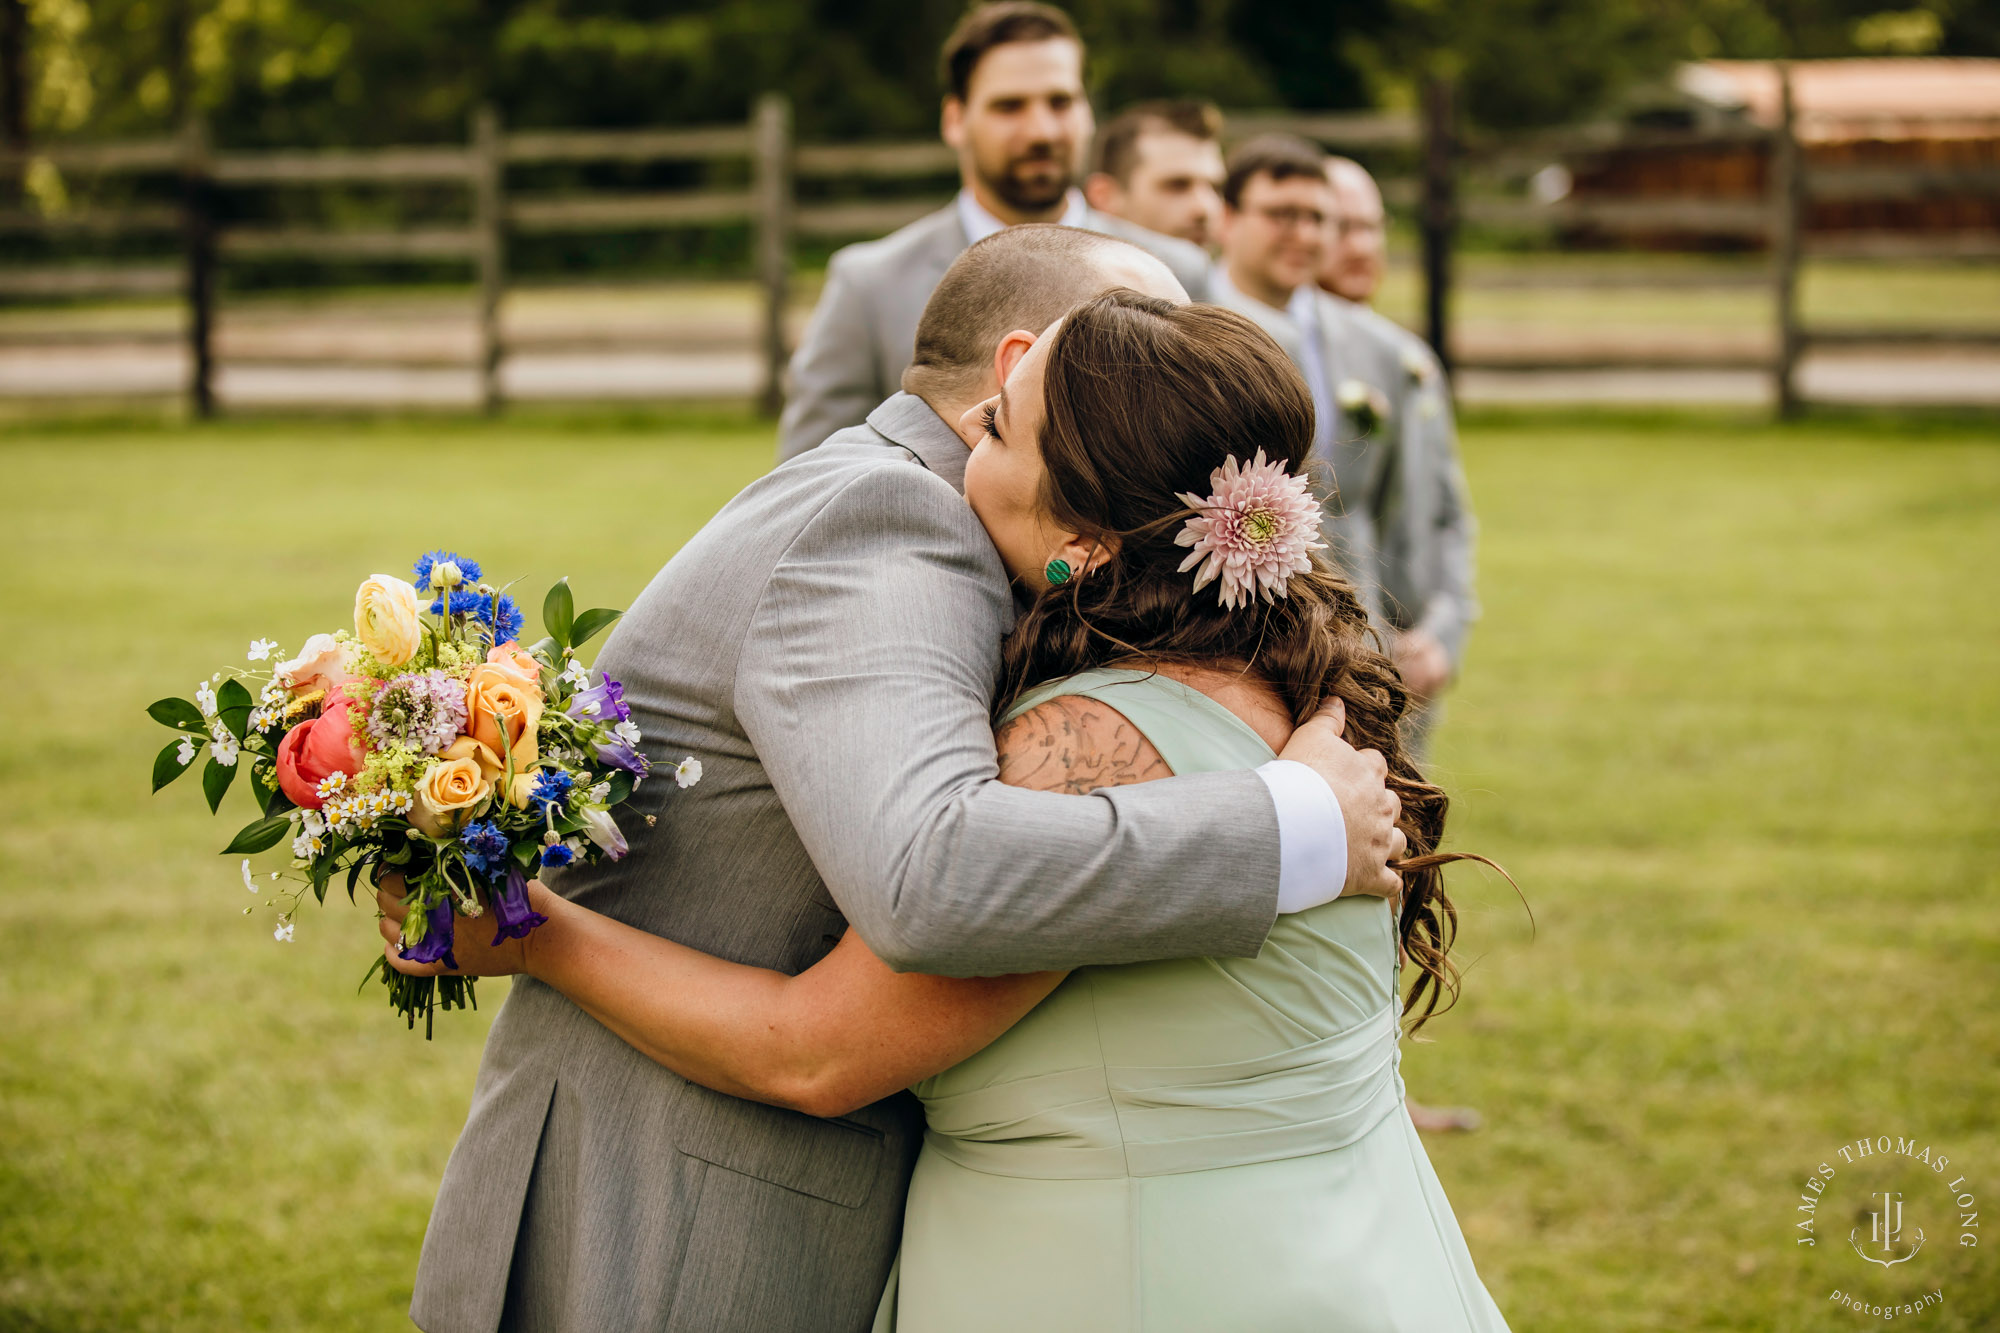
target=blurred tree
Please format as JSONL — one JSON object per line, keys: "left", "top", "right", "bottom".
{"left": 3, "top": 0, "right": 26, "bottom": 151}
{"left": 16, "top": 0, "right": 1996, "bottom": 144}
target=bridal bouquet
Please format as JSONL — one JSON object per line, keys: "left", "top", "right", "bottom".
{"left": 146, "top": 551, "right": 697, "bottom": 1036}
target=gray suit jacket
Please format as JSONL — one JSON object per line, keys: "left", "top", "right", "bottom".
{"left": 776, "top": 203, "right": 1213, "bottom": 463}
{"left": 411, "top": 394, "right": 1288, "bottom": 1333}
{"left": 1361, "top": 311, "right": 1478, "bottom": 669}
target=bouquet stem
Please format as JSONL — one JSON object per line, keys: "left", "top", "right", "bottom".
{"left": 381, "top": 966, "right": 478, "bottom": 1040}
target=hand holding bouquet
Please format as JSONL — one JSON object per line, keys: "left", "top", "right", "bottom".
{"left": 147, "top": 551, "right": 698, "bottom": 1035}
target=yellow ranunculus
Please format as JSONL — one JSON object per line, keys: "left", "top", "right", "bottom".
{"left": 410, "top": 753, "right": 491, "bottom": 838}
{"left": 354, "top": 574, "right": 423, "bottom": 667}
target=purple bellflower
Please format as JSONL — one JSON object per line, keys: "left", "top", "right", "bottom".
{"left": 400, "top": 897, "right": 459, "bottom": 969}
{"left": 491, "top": 866, "right": 548, "bottom": 945}
{"left": 565, "top": 675, "right": 631, "bottom": 725}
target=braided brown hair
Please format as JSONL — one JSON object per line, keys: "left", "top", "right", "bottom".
{"left": 994, "top": 289, "right": 1493, "bottom": 1032}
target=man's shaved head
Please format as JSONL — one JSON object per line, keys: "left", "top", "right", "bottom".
{"left": 903, "top": 225, "right": 1185, "bottom": 403}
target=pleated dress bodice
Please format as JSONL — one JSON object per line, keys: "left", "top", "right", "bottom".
{"left": 879, "top": 668, "right": 1509, "bottom": 1332}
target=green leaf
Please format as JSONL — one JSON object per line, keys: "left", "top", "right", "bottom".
{"left": 216, "top": 678, "right": 253, "bottom": 741}
{"left": 512, "top": 840, "right": 537, "bottom": 869}
{"left": 357, "top": 953, "right": 386, "bottom": 995}
{"left": 256, "top": 762, "right": 294, "bottom": 817}
{"left": 201, "top": 756, "right": 238, "bottom": 814}
{"left": 606, "top": 771, "right": 635, "bottom": 805}
{"left": 570, "top": 607, "right": 622, "bottom": 649}
{"left": 152, "top": 739, "right": 195, "bottom": 792}
{"left": 221, "top": 813, "right": 292, "bottom": 855}
{"left": 148, "top": 698, "right": 206, "bottom": 732}
{"left": 543, "top": 578, "right": 574, "bottom": 649}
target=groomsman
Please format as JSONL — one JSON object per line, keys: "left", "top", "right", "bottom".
{"left": 1082, "top": 99, "right": 1227, "bottom": 249}
{"left": 776, "top": 1, "right": 1211, "bottom": 462}
{"left": 1317, "top": 155, "right": 1389, "bottom": 305}
{"left": 1315, "top": 154, "right": 1477, "bottom": 760}
{"left": 1209, "top": 136, "right": 1404, "bottom": 637}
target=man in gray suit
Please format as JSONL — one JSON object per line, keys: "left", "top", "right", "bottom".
{"left": 1316, "top": 154, "right": 1478, "bottom": 751}
{"left": 408, "top": 224, "right": 1405, "bottom": 1333}
{"left": 1210, "top": 137, "right": 1408, "bottom": 629}
{"left": 776, "top": 1, "right": 1210, "bottom": 464}
{"left": 1082, "top": 98, "right": 1227, "bottom": 249}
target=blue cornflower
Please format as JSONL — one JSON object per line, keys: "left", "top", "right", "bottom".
{"left": 459, "top": 819, "right": 511, "bottom": 881}
{"left": 477, "top": 593, "right": 525, "bottom": 646}
{"left": 529, "top": 769, "right": 574, "bottom": 810}
{"left": 413, "top": 550, "right": 482, "bottom": 590}
{"left": 429, "top": 588, "right": 486, "bottom": 617}
{"left": 540, "top": 841, "right": 575, "bottom": 869}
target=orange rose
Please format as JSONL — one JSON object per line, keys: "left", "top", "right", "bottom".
{"left": 440, "top": 734, "right": 538, "bottom": 809}
{"left": 411, "top": 752, "right": 491, "bottom": 837}
{"left": 487, "top": 642, "right": 543, "bottom": 686}
{"left": 463, "top": 662, "right": 544, "bottom": 786}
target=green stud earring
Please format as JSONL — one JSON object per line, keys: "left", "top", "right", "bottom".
{"left": 1044, "top": 558, "right": 1073, "bottom": 586}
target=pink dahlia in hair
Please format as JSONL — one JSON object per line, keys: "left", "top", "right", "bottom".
{"left": 1174, "top": 449, "right": 1326, "bottom": 611}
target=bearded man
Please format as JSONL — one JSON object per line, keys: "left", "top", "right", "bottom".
{"left": 776, "top": 1, "right": 1210, "bottom": 463}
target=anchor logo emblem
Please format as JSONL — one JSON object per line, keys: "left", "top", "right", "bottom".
{"left": 1850, "top": 1191, "right": 1925, "bottom": 1268}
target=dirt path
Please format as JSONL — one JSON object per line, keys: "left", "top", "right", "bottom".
{"left": 4, "top": 284, "right": 1994, "bottom": 411}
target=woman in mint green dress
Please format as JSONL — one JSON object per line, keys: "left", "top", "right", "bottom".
{"left": 383, "top": 291, "right": 1506, "bottom": 1329}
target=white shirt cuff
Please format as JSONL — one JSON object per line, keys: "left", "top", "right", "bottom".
{"left": 1255, "top": 759, "right": 1348, "bottom": 915}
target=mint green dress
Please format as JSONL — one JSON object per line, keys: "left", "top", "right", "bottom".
{"left": 872, "top": 668, "right": 1509, "bottom": 1332}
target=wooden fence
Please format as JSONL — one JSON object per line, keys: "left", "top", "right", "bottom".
{"left": 2, "top": 70, "right": 1995, "bottom": 418}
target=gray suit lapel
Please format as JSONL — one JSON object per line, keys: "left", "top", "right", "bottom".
{"left": 928, "top": 205, "right": 971, "bottom": 267}
{"left": 867, "top": 391, "right": 972, "bottom": 493}
{"left": 1320, "top": 292, "right": 1397, "bottom": 508}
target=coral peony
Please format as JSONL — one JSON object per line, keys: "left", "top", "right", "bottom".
{"left": 275, "top": 687, "right": 366, "bottom": 809}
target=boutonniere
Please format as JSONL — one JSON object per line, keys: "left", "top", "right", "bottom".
{"left": 1400, "top": 345, "right": 1433, "bottom": 384}
{"left": 1336, "top": 379, "right": 1391, "bottom": 437}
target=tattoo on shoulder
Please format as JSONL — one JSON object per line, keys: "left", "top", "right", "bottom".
{"left": 996, "top": 696, "right": 1173, "bottom": 794}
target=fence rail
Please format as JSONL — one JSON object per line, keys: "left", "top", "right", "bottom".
{"left": 3, "top": 78, "right": 1996, "bottom": 417}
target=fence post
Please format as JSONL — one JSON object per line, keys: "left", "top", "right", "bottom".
{"left": 0, "top": 0, "right": 25, "bottom": 207}
{"left": 753, "top": 92, "right": 793, "bottom": 419}
{"left": 1770, "top": 62, "right": 1803, "bottom": 420}
{"left": 180, "top": 115, "right": 216, "bottom": 420}
{"left": 472, "top": 103, "right": 505, "bottom": 416}
{"left": 1419, "top": 74, "right": 1457, "bottom": 379}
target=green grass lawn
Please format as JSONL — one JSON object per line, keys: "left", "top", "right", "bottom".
{"left": 2, "top": 405, "right": 1996, "bottom": 1330}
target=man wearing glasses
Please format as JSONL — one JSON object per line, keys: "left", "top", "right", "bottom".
{"left": 1315, "top": 154, "right": 1477, "bottom": 768}
{"left": 1210, "top": 135, "right": 1404, "bottom": 638}
{"left": 1318, "top": 156, "right": 1390, "bottom": 306}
